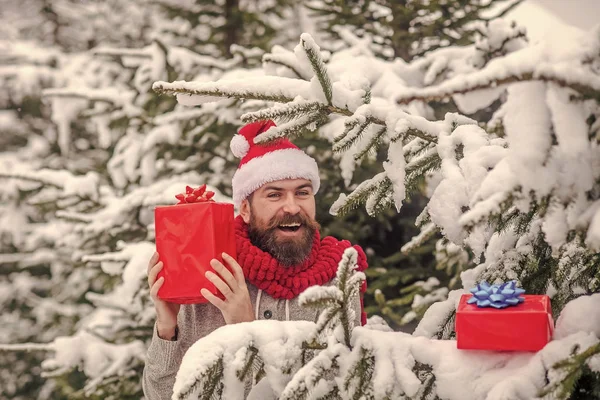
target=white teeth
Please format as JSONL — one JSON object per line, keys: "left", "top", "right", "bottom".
{"left": 280, "top": 223, "right": 301, "bottom": 227}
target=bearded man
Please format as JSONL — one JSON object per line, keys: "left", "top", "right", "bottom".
{"left": 142, "top": 120, "right": 368, "bottom": 399}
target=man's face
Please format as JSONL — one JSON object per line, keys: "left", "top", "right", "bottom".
{"left": 240, "top": 179, "right": 320, "bottom": 266}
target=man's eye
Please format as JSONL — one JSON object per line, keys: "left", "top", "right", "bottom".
{"left": 297, "top": 191, "right": 309, "bottom": 196}
{"left": 267, "top": 193, "right": 280, "bottom": 198}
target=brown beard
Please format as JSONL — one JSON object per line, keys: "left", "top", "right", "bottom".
{"left": 248, "top": 209, "right": 320, "bottom": 267}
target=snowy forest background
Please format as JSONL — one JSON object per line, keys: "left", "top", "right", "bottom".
{"left": 1, "top": 0, "right": 599, "bottom": 399}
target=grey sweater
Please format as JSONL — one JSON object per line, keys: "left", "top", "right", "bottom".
{"left": 142, "top": 281, "right": 362, "bottom": 400}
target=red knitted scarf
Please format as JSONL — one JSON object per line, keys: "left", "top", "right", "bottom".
{"left": 234, "top": 216, "right": 368, "bottom": 325}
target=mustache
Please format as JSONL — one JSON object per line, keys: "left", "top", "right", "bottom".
{"left": 264, "top": 212, "right": 320, "bottom": 231}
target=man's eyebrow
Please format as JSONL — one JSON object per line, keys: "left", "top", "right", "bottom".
{"left": 262, "top": 184, "right": 312, "bottom": 192}
{"left": 295, "top": 184, "right": 312, "bottom": 190}
{"left": 262, "top": 185, "right": 283, "bottom": 192}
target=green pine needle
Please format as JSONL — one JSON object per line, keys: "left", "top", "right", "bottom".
{"left": 241, "top": 101, "right": 324, "bottom": 125}
{"left": 333, "top": 118, "right": 372, "bottom": 153}
{"left": 301, "top": 36, "right": 333, "bottom": 105}
{"left": 254, "top": 112, "right": 326, "bottom": 144}
{"left": 354, "top": 126, "right": 386, "bottom": 161}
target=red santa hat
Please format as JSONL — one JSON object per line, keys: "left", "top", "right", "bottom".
{"left": 230, "top": 120, "right": 320, "bottom": 207}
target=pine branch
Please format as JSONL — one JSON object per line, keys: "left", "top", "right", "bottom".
{"left": 254, "top": 112, "right": 326, "bottom": 143}
{"left": 0, "top": 342, "right": 54, "bottom": 352}
{"left": 93, "top": 47, "right": 151, "bottom": 59}
{"left": 401, "top": 223, "right": 439, "bottom": 254}
{"left": 0, "top": 172, "right": 62, "bottom": 188}
{"left": 390, "top": 127, "right": 438, "bottom": 144}
{"left": 235, "top": 345, "right": 260, "bottom": 382}
{"left": 460, "top": 193, "right": 514, "bottom": 229}
{"left": 404, "top": 149, "right": 442, "bottom": 195}
{"left": 55, "top": 210, "right": 93, "bottom": 223}
{"left": 396, "top": 71, "right": 600, "bottom": 105}
{"left": 262, "top": 54, "right": 304, "bottom": 79}
{"left": 280, "top": 345, "right": 342, "bottom": 400}
{"left": 313, "top": 307, "right": 340, "bottom": 341}
{"left": 42, "top": 88, "right": 117, "bottom": 104}
{"left": 301, "top": 34, "right": 333, "bottom": 105}
{"left": 365, "top": 177, "right": 394, "bottom": 217}
{"left": 300, "top": 287, "right": 343, "bottom": 309}
{"left": 353, "top": 126, "right": 386, "bottom": 161}
{"left": 413, "top": 361, "right": 441, "bottom": 400}
{"left": 241, "top": 101, "right": 325, "bottom": 124}
{"left": 174, "top": 357, "right": 225, "bottom": 400}
{"left": 330, "top": 173, "right": 392, "bottom": 217}
{"left": 539, "top": 343, "right": 600, "bottom": 400}
{"left": 301, "top": 254, "right": 362, "bottom": 347}
{"left": 342, "top": 347, "right": 375, "bottom": 400}
{"left": 152, "top": 79, "right": 298, "bottom": 103}
{"left": 482, "top": 0, "right": 525, "bottom": 21}
{"left": 319, "top": 386, "right": 342, "bottom": 400}
{"left": 333, "top": 117, "right": 373, "bottom": 153}
{"left": 337, "top": 248, "right": 361, "bottom": 348}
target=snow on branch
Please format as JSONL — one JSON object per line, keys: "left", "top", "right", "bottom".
{"left": 330, "top": 173, "right": 392, "bottom": 217}
{"left": 59, "top": 172, "right": 209, "bottom": 241}
{"left": 299, "top": 33, "right": 333, "bottom": 105}
{"left": 0, "top": 168, "right": 101, "bottom": 202}
{"left": 279, "top": 343, "right": 346, "bottom": 399}
{"left": 401, "top": 223, "right": 438, "bottom": 254}
{"left": 173, "top": 321, "right": 316, "bottom": 399}
{"left": 173, "top": 250, "right": 366, "bottom": 399}
{"left": 395, "top": 54, "right": 600, "bottom": 106}
{"left": 83, "top": 242, "right": 154, "bottom": 313}
{"left": 42, "top": 87, "right": 125, "bottom": 105}
{"left": 241, "top": 100, "right": 325, "bottom": 124}
{"left": 93, "top": 46, "right": 151, "bottom": 59}
{"left": 0, "top": 342, "right": 54, "bottom": 352}
{"left": 254, "top": 112, "right": 325, "bottom": 143}
{"left": 174, "top": 292, "right": 600, "bottom": 400}
{"left": 263, "top": 45, "right": 311, "bottom": 80}
{"left": 301, "top": 248, "right": 364, "bottom": 347}
{"left": 152, "top": 77, "right": 309, "bottom": 105}
{"left": 0, "top": 331, "right": 145, "bottom": 396}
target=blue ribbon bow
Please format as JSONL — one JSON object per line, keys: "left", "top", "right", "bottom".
{"left": 467, "top": 281, "right": 525, "bottom": 308}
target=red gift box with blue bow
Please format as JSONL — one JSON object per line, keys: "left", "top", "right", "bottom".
{"left": 456, "top": 281, "right": 554, "bottom": 351}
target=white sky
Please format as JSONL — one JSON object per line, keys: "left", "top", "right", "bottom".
{"left": 506, "top": 0, "right": 599, "bottom": 40}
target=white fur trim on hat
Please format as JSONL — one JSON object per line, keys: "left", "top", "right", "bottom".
{"left": 232, "top": 148, "right": 320, "bottom": 207}
{"left": 230, "top": 134, "right": 250, "bottom": 158}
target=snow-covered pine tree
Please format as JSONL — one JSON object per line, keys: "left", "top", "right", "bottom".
{"left": 0, "top": 2, "right": 315, "bottom": 398}
{"left": 153, "top": 0, "right": 299, "bottom": 57}
{"left": 304, "top": 0, "right": 524, "bottom": 61}
{"left": 0, "top": 43, "right": 55, "bottom": 400}
{"left": 301, "top": 0, "right": 527, "bottom": 329}
{"left": 153, "top": 19, "right": 600, "bottom": 399}
{"left": 0, "top": 0, "right": 152, "bottom": 51}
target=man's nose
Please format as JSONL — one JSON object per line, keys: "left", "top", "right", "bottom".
{"left": 281, "top": 194, "right": 301, "bottom": 214}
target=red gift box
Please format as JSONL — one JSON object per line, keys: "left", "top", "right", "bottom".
{"left": 456, "top": 294, "right": 554, "bottom": 351}
{"left": 154, "top": 187, "right": 236, "bottom": 304}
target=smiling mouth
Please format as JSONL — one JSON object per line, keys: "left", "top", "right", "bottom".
{"left": 277, "top": 223, "right": 302, "bottom": 232}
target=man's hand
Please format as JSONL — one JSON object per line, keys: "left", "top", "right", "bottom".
{"left": 147, "top": 252, "right": 181, "bottom": 340}
{"left": 201, "top": 252, "right": 254, "bottom": 325}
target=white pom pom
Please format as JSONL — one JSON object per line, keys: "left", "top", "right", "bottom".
{"left": 230, "top": 134, "right": 250, "bottom": 158}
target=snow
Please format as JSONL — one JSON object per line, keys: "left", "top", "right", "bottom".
{"left": 401, "top": 222, "right": 437, "bottom": 254}
{"left": 173, "top": 320, "right": 316, "bottom": 399}
{"left": 382, "top": 140, "right": 406, "bottom": 212}
{"left": 173, "top": 289, "right": 600, "bottom": 400}
{"left": 554, "top": 293, "right": 600, "bottom": 340}
{"left": 2, "top": 2, "right": 600, "bottom": 398}
{"left": 41, "top": 331, "right": 146, "bottom": 394}
{"left": 153, "top": 76, "right": 310, "bottom": 106}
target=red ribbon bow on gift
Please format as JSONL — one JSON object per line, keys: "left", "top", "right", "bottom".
{"left": 175, "top": 184, "right": 216, "bottom": 204}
